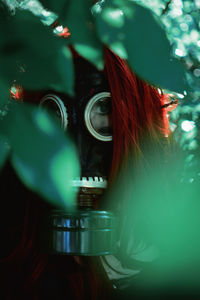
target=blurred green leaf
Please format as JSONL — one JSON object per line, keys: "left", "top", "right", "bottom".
{"left": 55, "top": 46, "right": 74, "bottom": 96}
{"left": 67, "top": 0, "right": 104, "bottom": 70}
{"left": 39, "top": 0, "right": 69, "bottom": 23}
{"left": 0, "top": 9, "right": 74, "bottom": 96}
{"left": 1, "top": 102, "right": 80, "bottom": 209}
{"left": 73, "top": 43, "right": 104, "bottom": 70}
{"left": 0, "top": 136, "right": 9, "bottom": 170}
{"left": 20, "top": 43, "right": 75, "bottom": 97}
{"left": 0, "top": 79, "right": 9, "bottom": 108}
{"left": 106, "top": 148, "right": 200, "bottom": 289}
{"left": 39, "top": 0, "right": 104, "bottom": 69}
{"left": 95, "top": 0, "right": 187, "bottom": 93}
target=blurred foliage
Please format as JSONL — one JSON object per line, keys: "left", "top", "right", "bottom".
{"left": 1, "top": 102, "right": 79, "bottom": 209}
{"left": 106, "top": 149, "right": 200, "bottom": 291}
{"left": 0, "top": 0, "right": 200, "bottom": 268}
{"left": 0, "top": 1, "right": 79, "bottom": 209}
{"left": 7, "top": 0, "right": 187, "bottom": 89}
{"left": 0, "top": 1, "right": 200, "bottom": 279}
{"left": 95, "top": 0, "right": 186, "bottom": 93}
{"left": 0, "top": 135, "right": 9, "bottom": 169}
{"left": 0, "top": 8, "right": 74, "bottom": 95}
{"left": 134, "top": 0, "right": 200, "bottom": 185}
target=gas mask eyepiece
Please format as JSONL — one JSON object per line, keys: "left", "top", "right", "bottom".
{"left": 84, "top": 92, "right": 112, "bottom": 142}
{"left": 39, "top": 92, "right": 113, "bottom": 143}
{"left": 39, "top": 94, "right": 68, "bottom": 130}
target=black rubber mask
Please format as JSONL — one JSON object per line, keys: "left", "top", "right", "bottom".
{"left": 39, "top": 58, "right": 116, "bottom": 255}
{"left": 40, "top": 57, "right": 113, "bottom": 193}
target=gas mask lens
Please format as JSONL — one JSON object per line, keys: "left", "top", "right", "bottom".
{"left": 39, "top": 94, "right": 68, "bottom": 130}
{"left": 84, "top": 92, "right": 112, "bottom": 141}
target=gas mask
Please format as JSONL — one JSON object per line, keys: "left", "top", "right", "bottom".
{"left": 40, "top": 57, "right": 116, "bottom": 256}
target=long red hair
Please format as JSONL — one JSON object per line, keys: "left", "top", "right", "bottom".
{"left": 104, "top": 48, "right": 169, "bottom": 178}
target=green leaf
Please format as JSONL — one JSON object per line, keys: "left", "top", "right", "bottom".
{"left": 20, "top": 44, "right": 75, "bottom": 97}
{"left": 67, "top": 0, "right": 104, "bottom": 70}
{"left": 32, "top": 0, "right": 104, "bottom": 70}
{"left": 0, "top": 135, "right": 9, "bottom": 170}
{"left": 39, "top": 0, "right": 70, "bottom": 23}
{"left": 106, "top": 151, "right": 200, "bottom": 287}
{"left": 0, "top": 79, "right": 9, "bottom": 108}
{"left": 0, "top": 9, "right": 74, "bottom": 96}
{"left": 55, "top": 46, "right": 74, "bottom": 97}
{"left": 2, "top": 102, "right": 80, "bottom": 210}
{"left": 73, "top": 44, "right": 104, "bottom": 70}
{"left": 95, "top": 0, "right": 186, "bottom": 93}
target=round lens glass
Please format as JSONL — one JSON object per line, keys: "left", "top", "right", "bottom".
{"left": 39, "top": 94, "right": 68, "bottom": 130}
{"left": 43, "top": 99, "right": 61, "bottom": 120}
{"left": 84, "top": 92, "right": 112, "bottom": 141}
{"left": 90, "top": 97, "right": 112, "bottom": 136}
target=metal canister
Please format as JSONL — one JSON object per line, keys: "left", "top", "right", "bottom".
{"left": 46, "top": 209, "right": 116, "bottom": 256}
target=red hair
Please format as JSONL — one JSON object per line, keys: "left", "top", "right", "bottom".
{"left": 104, "top": 48, "right": 169, "bottom": 178}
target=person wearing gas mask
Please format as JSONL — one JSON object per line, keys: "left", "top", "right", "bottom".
{"left": 0, "top": 46, "right": 170, "bottom": 300}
